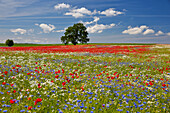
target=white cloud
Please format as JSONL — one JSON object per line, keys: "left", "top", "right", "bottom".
{"left": 72, "top": 7, "right": 92, "bottom": 15}
{"left": 10, "top": 28, "right": 27, "bottom": 35}
{"left": 122, "top": 25, "right": 148, "bottom": 35}
{"left": 54, "top": 28, "right": 67, "bottom": 33}
{"left": 28, "top": 29, "right": 34, "bottom": 34}
{"left": 143, "top": 29, "right": 155, "bottom": 35}
{"left": 167, "top": 32, "right": 170, "bottom": 36}
{"left": 34, "top": 40, "right": 40, "bottom": 43}
{"left": 155, "top": 31, "right": 164, "bottom": 36}
{"left": 65, "top": 7, "right": 96, "bottom": 18}
{"left": 55, "top": 29, "right": 65, "bottom": 33}
{"left": 35, "top": 23, "right": 39, "bottom": 26}
{"left": 80, "top": 16, "right": 100, "bottom": 25}
{"left": 38, "top": 23, "right": 55, "bottom": 33}
{"left": 65, "top": 12, "right": 84, "bottom": 18}
{"left": 15, "top": 37, "right": 23, "bottom": 39}
{"left": 54, "top": 3, "right": 70, "bottom": 10}
{"left": 87, "top": 23, "right": 115, "bottom": 33}
{"left": 100, "top": 8, "right": 123, "bottom": 16}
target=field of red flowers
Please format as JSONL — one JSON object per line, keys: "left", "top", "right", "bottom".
{"left": 0, "top": 45, "right": 151, "bottom": 54}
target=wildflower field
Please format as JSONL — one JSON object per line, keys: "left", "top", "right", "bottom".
{"left": 0, "top": 44, "right": 169, "bottom": 113}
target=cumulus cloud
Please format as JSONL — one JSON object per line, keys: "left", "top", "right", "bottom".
{"left": 155, "top": 31, "right": 164, "bottom": 36}
{"left": 122, "top": 25, "right": 148, "bottom": 35}
{"left": 80, "top": 16, "right": 100, "bottom": 25}
{"left": 143, "top": 29, "right": 155, "bottom": 35}
{"left": 10, "top": 28, "right": 27, "bottom": 35}
{"left": 167, "top": 32, "right": 170, "bottom": 36}
{"left": 100, "top": 8, "right": 123, "bottom": 16}
{"left": 65, "top": 12, "right": 84, "bottom": 18}
{"left": 65, "top": 7, "right": 97, "bottom": 18}
{"left": 38, "top": 23, "right": 55, "bottom": 33}
{"left": 54, "top": 3, "right": 70, "bottom": 10}
{"left": 87, "top": 23, "right": 115, "bottom": 33}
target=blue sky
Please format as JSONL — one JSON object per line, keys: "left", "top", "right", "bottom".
{"left": 0, "top": 0, "right": 170, "bottom": 44}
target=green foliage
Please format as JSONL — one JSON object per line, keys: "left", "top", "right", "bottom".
{"left": 5, "top": 39, "right": 14, "bottom": 47}
{"left": 61, "top": 23, "right": 89, "bottom": 45}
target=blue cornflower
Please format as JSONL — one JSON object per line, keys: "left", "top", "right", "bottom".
{"left": 92, "top": 107, "right": 95, "bottom": 110}
{"left": 117, "top": 109, "right": 123, "bottom": 111}
{"left": 80, "top": 106, "right": 84, "bottom": 109}
{"left": 77, "top": 100, "right": 81, "bottom": 102}
{"left": 24, "top": 105, "right": 28, "bottom": 108}
{"left": 134, "top": 102, "right": 138, "bottom": 108}
{"left": 91, "top": 111, "right": 93, "bottom": 113}
{"left": 73, "top": 105, "right": 77, "bottom": 107}
{"left": 3, "top": 110, "right": 7, "bottom": 112}
{"left": 138, "top": 104, "right": 144, "bottom": 107}
{"left": 77, "top": 109, "right": 81, "bottom": 112}
{"left": 6, "top": 105, "right": 11, "bottom": 107}
{"left": 140, "top": 108, "right": 143, "bottom": 110}
{"left": 20, "top": 110, "right": 25, "bottom": 112}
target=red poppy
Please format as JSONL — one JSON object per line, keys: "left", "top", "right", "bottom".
{"left": 34, "top": 98, "right": 42, "bottom": 105}
{"left": 116, "top": 74, "right": 119, "bottom": 78}
{"left": 28, "top": 106, "right": 32, "bottom": 110}
{"left": 4, "top": 71, "right": 8, "bottom": 75}
{"left": 55, "top": 75, "right": 59, "bottom": 78}
{"left": 13, "top": 90, "right": 16, "bottom": 93}
{"left": 162, "top": 84, "right": 166, "bottom": 87}
{"left": 149, "top": 81, "right": 153, "bottom": 86}
{"left": 62, "top": 82, "right": 66, "bottom": 86}
{"left": 36, "top": 98, "right": 42, "bottom": 102}
{"left": 2, "top": 82, "right": 6, "bottom": 85}
{"left": 10, "top": 99, "right": 15, "bottom": 104}
{"left": 67, "top": 79, "right": 70, "bottom": 83}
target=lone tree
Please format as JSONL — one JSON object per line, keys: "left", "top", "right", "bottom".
{"left": 61, "top": 23, "right": 89, "bottom": 45}
{"left": 5, "top": 39, "right": 14, "bottom": 47}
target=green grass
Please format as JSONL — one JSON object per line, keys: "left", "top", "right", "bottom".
{"left": 0, "top": 43, "right": 156, "bottom": 47}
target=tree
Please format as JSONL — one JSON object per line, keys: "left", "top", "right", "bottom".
{"left": 61, "top": 23, "right": 89, "bottom": 45}
{"left": 5, "top": 39, "right": 14, "bottom": 47}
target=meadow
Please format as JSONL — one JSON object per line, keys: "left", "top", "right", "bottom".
{"left": 0, "top": 44, "right": 169, "bottom": 113}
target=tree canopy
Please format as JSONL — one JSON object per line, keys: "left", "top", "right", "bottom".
{"left": 5, "top": 39, "right": 14, "bottom": 47}
{"left": 61, "top": 23, "right": 89, "bottom": 45}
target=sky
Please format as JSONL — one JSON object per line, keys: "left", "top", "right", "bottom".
{"left": 0, "top": 0, "right": 170, "bottom": 44}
